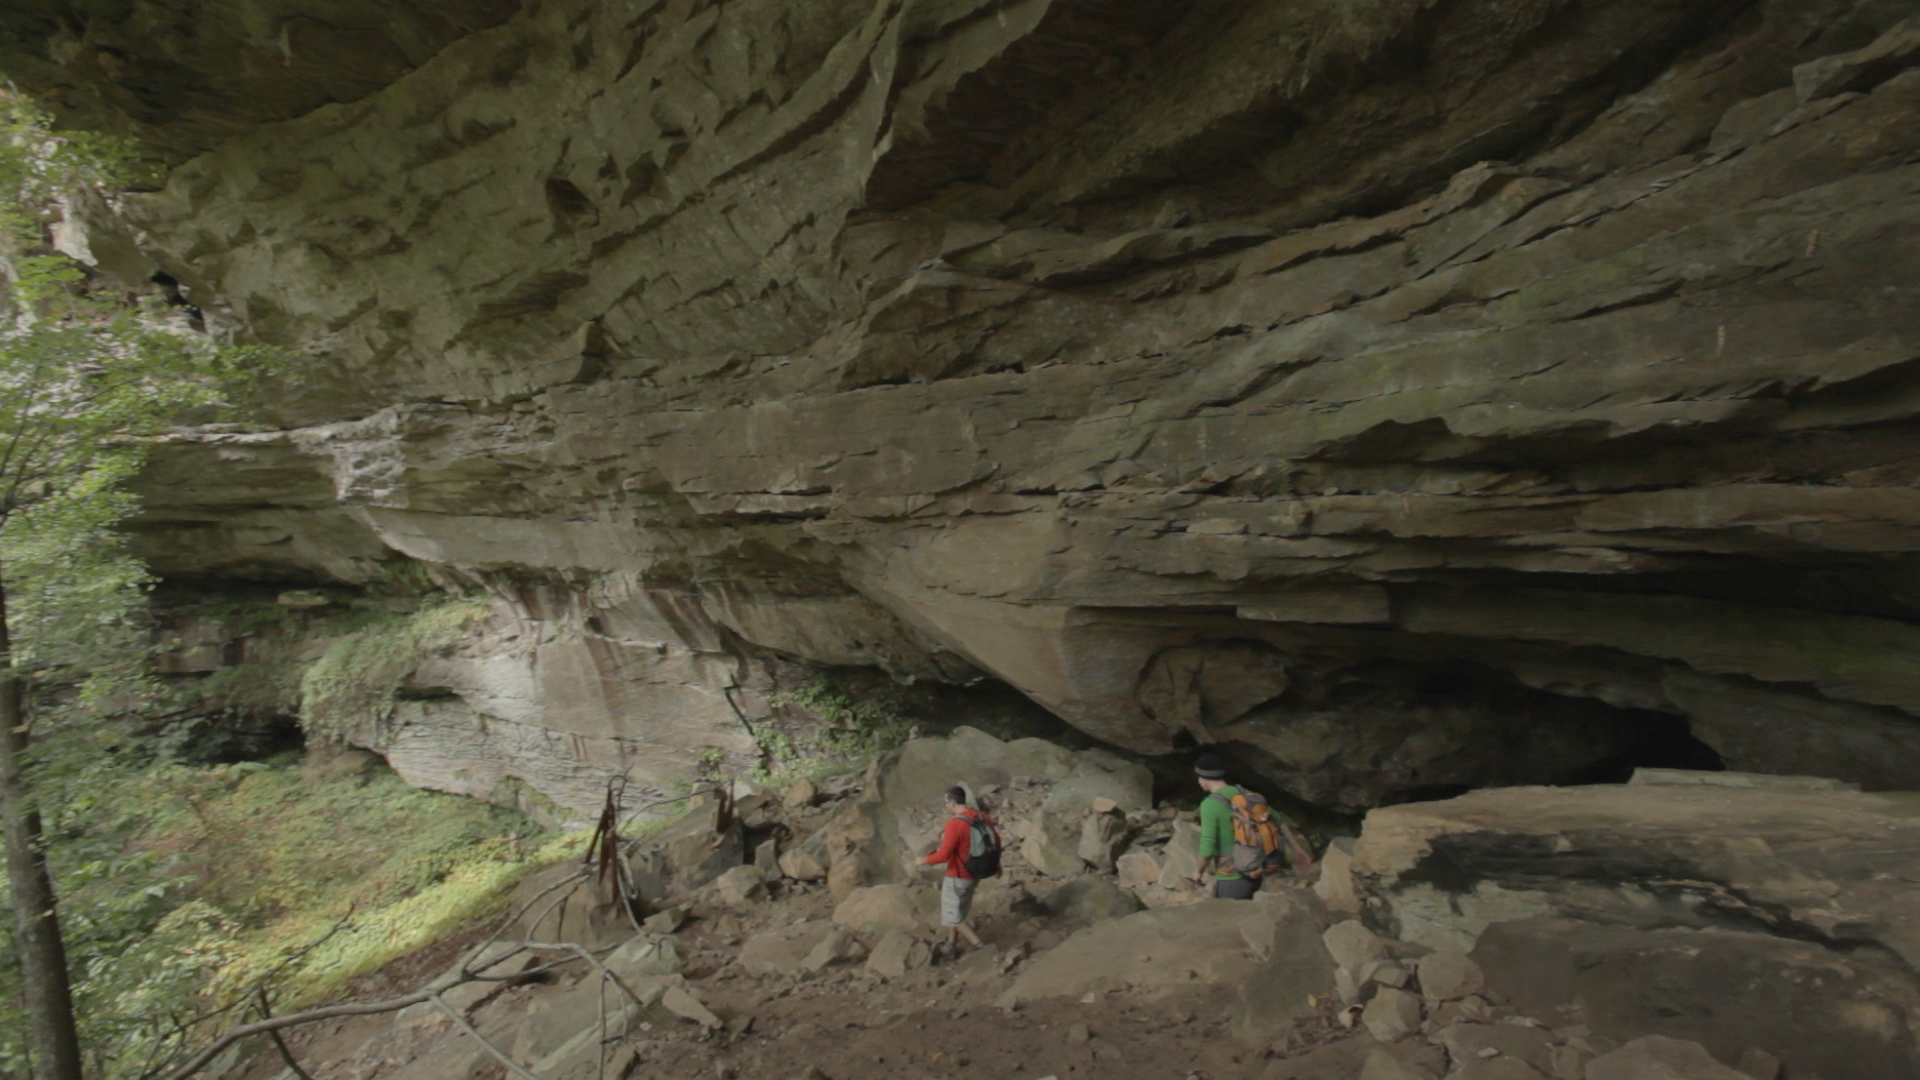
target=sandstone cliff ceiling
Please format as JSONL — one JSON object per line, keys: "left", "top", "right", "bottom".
{"left": 11, "top": 0, "right": 1920, "bottom": 814}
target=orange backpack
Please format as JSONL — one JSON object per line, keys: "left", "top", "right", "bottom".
{"left": 1209, "top": 789, "right": 1299, "bottom": 879}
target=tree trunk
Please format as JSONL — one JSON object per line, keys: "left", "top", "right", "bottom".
{"left": 0, "top": 579, "right": 84, "bottom": 1080}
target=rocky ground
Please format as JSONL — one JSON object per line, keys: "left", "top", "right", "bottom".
{"left": 214, "top": 730, "right": 1920, "bottom": 1080}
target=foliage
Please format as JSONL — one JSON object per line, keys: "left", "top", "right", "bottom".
{"left": 0, "top": 88, "right": 307, "bottom": 1079}
{"left": 756, "top": 674, "right": 914, "bottom": 788}
{"left": 297, "top": 596, "right": 492, "bottom": 743}
{"left": 0, "top": 728, "right": 558, "bottom": 1078}
{"left": 1, "top": 461, "right": 156, "bottom": 717}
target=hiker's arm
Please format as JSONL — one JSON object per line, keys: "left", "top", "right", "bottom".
{"left": 1194, "top": 799, "right": 1226, "bottom": 881}
{"left": 925, "top": 819, "right": 964, "bottom": 865}
{"left": 1281, "top": 823, "right": 1315, "bottom": 871}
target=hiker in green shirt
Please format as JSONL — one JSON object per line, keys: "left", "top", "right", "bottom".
{"left": 1191, "top": 752, "right": 1260, "bottom": 900}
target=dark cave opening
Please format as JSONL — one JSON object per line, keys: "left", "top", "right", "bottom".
{"left": 1556, "top": 712, "right": 1726, "bottom": 786}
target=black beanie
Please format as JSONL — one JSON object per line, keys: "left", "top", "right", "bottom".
{"left": 1194, "top": 752, "right": 1227, "bottom": 780}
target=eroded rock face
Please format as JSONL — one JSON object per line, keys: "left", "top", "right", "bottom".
{"left": 1338, "top": 773, "right": 1920, "bottom": 1077}
{"left": 11, "top": 0, "right": 1920, "bottom": 811}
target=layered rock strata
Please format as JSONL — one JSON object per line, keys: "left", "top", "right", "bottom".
{"left": 1337, "top": 770, "right": 1920, "bottom": 1076}
{"left": 12, "top": 0, "right": 1920, "bottom": 812}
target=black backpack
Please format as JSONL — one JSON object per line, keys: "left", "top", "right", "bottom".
{"left": 957, "top": 813, "right": 1001, "bottom": 879}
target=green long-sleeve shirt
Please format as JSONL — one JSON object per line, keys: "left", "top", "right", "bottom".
{"left": 1198, "top": 785, "right": 1242, "bottom": 879}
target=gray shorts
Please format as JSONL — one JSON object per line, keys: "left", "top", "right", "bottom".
{"left": 940, "top": 876, "right": 978, "bottom": 927}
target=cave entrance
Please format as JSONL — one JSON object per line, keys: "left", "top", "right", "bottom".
{"left": 1554, "top": 710, "right": 1724, "bottom": 786}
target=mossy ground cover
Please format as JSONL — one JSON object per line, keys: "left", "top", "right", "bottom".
{"left": 2, "top": 728, "right": 567, "bottom": 1078}
{"left": 139, "top": 756, "right": 560, "bottom": 1004}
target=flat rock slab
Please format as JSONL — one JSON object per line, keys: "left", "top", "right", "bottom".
{"left": 1472, "top": 918, "right": 1920, "bottom": 1079}
{"left": 998, "top": 899, "right": 1263, "bottom": 1006}
{"left": 1351, "top": 783, "right": 1920, "bottom": 966}
{"left": 1586, "top": 1036, "right": 1753, "bottom": 1080}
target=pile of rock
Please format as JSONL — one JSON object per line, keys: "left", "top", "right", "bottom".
{"left": 459, "top": 736, "right": 1920, "bottom": 1080}
{"left": 791, "top": 726, "right": 1257, "bottom": 913}
{"left": 1308, "top": 913, "right": 1798, "bottom": 1080}
{"left": 993, "top": 767, "right": 1920, "bottom": 1079}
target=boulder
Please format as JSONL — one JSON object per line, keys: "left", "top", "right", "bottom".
{"left": 1229, "top": 892, "right": 1338, "bottom": 1041}
{"left": 1349, "top": 783, "right": 1920, "bottom": 966}
{"left": 1077, "top": 809, "right": 1128, "bottom": 872}
{"left": 823, "top": 799, "right": 886, "bottom": 900}
{"left": 780, "top": 778, "right": 818, "bottom": 809}
{"left": 1312, "top": 837, "right": 1360, "bottom": 914}
{"left": 735, "top": 793, "right": 776, "bottom": 830}
{"left": 1040, "top": 753, "right": 1153, "bottom": 820}
{"left": 516, "top": 972, "right": 686, "bottom": 1066}
{"left": 865, "top": 930, "right": 931, "bottom": 979}
{"left": 642, "top": 904, "right": 687, "bottom": 935}
{"left": 740, "top": 922, "right": 837, "bottom": 979}
{"left": 1415, "top": 950, "right": 1483, "bottom": 1002}
{"left": 421, "top": 941, "right": 538, "bottom": 1018}
{"left": 705, "top": 865, "right": 767, "bottom": 907}
{"left": 999, "top": 902, "right": 1263, "bottom": 1007}
{"left": 778, "top": 846, "right": 828, "bottom": 882}
{"left": 1434, "top": 1023, "right": 1553, "bottom": 1075}
{"left": 754, "top": 837, "right": 779, "bottom": 875}
{"left": 1021, "top": 812, "right": 1086, "bottom": 877}
{"left": 884, "top": 727, "right": 1076, "bottom": 806}
{"left": 629, "top": 799, "right": 747, "bottom": 901}
{"left": 605, "top": 935, "right": 684, "bottom": 982}
{"left": 801, "top": 926, "right": 868, "bottom": 972}
{"left": 1323, "top": 920, "right": 1387, "bottom": 971}
{"left": 1586, "top": 1036, "right": 1752, "bottom": 1080}
{"left": 780, "top": 826, "right": 831, "bottom": 882}
{"left": 1472, "top": 917, "right": 1920, "bottom": 1079}
{"left": 1042, "top": 875, "right": 1145, "bottom": 924}
{"left": 509, "top": 862, "right": 635, "bottom": 951}
{"left": 661, "top": 984, "right": 722, "bottom": 1029}
{"left": 1116, "top": 851, "right": 1162, "bottom": 889}
{"left": 1361, "top": 987, "right": 1423, "bottom": 1043}
{"left": 1155, "top": 820, "right": 1205, "bottom": 889}
{"left": 970, "top": 877, "right": 1041, "bottom": 920}
{"left": 832, "top": 884, "right": 928, "bottom": 935}
{"left": 1367, "top": 960, "right": 1410, "bottom": 989}
{"left": 1333, "top": 965, "right": 1371, "bottom": 1006}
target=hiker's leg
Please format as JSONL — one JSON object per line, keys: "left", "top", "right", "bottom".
{"left": 940, "top": 876, "right": 968, "bottom": 948}
{"left": 956, "top": 921, "right": 983, "bottom": 948}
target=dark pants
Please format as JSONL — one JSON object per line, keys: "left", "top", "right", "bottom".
{"left": 1213, "top": 876, "right": 1258, "bottom": 900}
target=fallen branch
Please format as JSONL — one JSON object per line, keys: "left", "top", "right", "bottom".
{"left": 430, "top": 992, "right": 538, "bottom": 1080}
{"left": 161, "top": 990, "right": 438, "bottom": 1080}
{"left": 254, "top": 989, "right": 315, "bottom": 1080}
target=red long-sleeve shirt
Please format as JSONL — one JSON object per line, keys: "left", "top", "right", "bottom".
{"left": 925, "top": 807, "right": 995, "bottom": 879}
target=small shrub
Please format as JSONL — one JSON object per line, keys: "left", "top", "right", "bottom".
{"left": 299, "top": 595, "right": 490, "bottom": 742}
{"left": 757, "top": 674, "right": 914, "bottom": 787}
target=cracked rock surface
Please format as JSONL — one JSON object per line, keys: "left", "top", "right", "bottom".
{"left": 11, "top": 0, "right": 1920, "bottom": 813}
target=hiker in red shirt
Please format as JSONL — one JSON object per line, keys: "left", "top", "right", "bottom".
{"left": 924, "top": 785, "right": 999, "bottom": 954}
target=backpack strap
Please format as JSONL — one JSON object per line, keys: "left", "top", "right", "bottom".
{"left": 1209, "top": 790, "right": 1251, "bottom": 817}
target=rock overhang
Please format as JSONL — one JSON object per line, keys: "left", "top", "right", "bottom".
{"left": 9, "top": 0, "right": 1920, "bottom": 814}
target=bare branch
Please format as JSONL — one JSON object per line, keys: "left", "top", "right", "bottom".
{"left": 254, "top": 989, "right": 315, "bottom": 1080}
{"left": 161, "top": 990, "right": 440, "bottom": 1080}
{"left": 430, "top": 993, "right": 538, "bottom": 1080}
